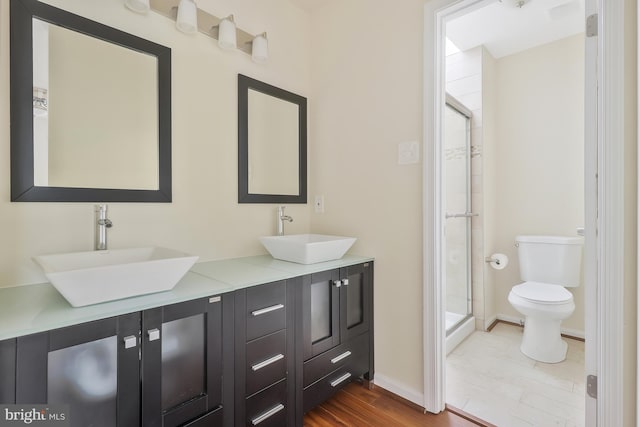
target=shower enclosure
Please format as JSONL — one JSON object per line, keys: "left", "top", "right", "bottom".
{"left": 443, "top": 95, "right": 474, "bottom": 338}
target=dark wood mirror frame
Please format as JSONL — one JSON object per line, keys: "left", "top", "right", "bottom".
{"left": 10, "top": 0, "right": 172, "bottom": 202}
{"left": 238, "top": 74, "right": 307, "bottom": 204}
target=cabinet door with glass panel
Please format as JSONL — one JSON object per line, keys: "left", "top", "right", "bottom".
{"left": 15, "top": 313, "right": 142, "bottom": 427}
{"left": 301, "top": 263, "right": 371, "bottom": 360}
{"left": 142, "top": 296, "right": 225, "bottom": 427}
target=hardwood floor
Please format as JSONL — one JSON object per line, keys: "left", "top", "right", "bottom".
{"left": 304, "top": 382, "right": 484, "bottom": 427}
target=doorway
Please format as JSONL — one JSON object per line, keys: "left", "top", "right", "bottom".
{"left": 423, "top": 0, "right": 627, "bottom": 425}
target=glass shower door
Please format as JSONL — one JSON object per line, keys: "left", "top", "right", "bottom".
{"left": 443, "top": 98, "right": 473, "bottom": 335}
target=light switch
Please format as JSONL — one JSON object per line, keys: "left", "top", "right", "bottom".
{"left": 398, "top": 141, "right": 420, "bottom": 165}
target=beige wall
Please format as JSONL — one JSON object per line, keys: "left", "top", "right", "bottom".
{"left": 486, "top": 35, "right": 586, "bottom": 333}
{"left": 309, "top": 0, "right": 425, "bottom": 398}
{"left": 0, "top": 0, "right": 313, "bottom": 288}
{"left": 481, "top": 48, "right": 498, "bottom": 329}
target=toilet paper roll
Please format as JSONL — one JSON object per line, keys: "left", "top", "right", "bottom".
{"left": 488, "top": 253, "right": 509, "bottom": 270}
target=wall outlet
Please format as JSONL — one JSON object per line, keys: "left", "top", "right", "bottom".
{"left": 314, "top": 195, "right": 325, "bottom": 213}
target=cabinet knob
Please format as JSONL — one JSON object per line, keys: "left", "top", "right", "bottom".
{"left": 333, "top": 280, "right": 342, "bottom": 288}
{"left": 342, "top": 278, "right": 349, "bottom": 286}
{"left": 147, "top": 328, "right": 160, "bottom": 342}
{"left": 123, "top": 335, "right": 137, "bottom": 349}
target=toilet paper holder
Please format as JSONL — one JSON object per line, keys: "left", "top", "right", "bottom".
{"left": 485, "top": 256, "right": 502, "bottom": 265}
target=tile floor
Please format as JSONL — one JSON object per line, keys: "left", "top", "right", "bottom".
{"left": 446, "top": 322, "right": 585, "bottom": 427}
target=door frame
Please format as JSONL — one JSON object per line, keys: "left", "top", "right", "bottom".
{"left": 422, "top": 1, "right": 626, "bottom": 425}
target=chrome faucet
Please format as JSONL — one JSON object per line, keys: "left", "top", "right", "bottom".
{"left": 277, "top": 206, "right": 293, "bottom": 236}
{"left": 95, "top": 204, "right": 113, "bottom": 250}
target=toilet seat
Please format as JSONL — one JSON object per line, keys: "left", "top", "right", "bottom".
{"left": 511, "top": 282, "right": 572, "bottom": 304}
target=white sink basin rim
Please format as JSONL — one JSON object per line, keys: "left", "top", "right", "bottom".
{"left": 34, "top": 247, "right": 199, "bottom": 307}
{"left": 259, "top": 234, "right": 356, "bottom": 264}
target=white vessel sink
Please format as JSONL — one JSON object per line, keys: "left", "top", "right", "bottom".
{"left": 33, "top": 247, "right": 199, "bottom": 307}
{"left": 259, "top": 234, "right": 356, "bottom": 264}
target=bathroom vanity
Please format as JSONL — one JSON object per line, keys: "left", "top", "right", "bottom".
{"left": 0, "top": 255, "right": 373, "bottom": 427}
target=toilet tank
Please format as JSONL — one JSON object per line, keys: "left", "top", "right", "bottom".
{"left": 516, "top": 235, "right": 583, "bottom": 287}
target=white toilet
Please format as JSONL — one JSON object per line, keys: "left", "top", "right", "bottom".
{"left": 507, "top": 235, "right": 583, "bottom": 363}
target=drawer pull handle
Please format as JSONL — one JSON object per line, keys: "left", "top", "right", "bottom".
{"left": 251, "top": 304, "right": 284, "bottom": 317}
{"left": 123, "top": 335, "right": 137, "bottom": 349}
{"left": 250, "top": 403, "right": 285, "bottom": 425}
{"left": 251, "top": 354, "right": 285, "bottom": 371}
{"left": 330, "top": 351, "right": 352, "bottom": 364}
{"left": 147, "top": 328, "right": 160, "bottom": 342}
{"left": 330, "top": 372, "right": 352, "bottom": 388}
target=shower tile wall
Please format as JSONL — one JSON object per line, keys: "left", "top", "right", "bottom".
{"left": 445, "top": 46, "right": 490, "bottom": 331}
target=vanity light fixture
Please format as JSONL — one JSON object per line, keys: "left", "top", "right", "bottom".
{"left": 124, "top": 0, "right": 150, "bottom": 14}
{"left": 130, "top": 0, "right": 267, "bottom": 62}
{"left": 251, "top": 32, "right": 268, "bottom": 63}
{"left": 33, "top": 87, "right": 48, "bottom": 117}
{"left": 217, "top": 15, "right": 237, "bottom": 50}
{"left": 176, "top": 0, "right": 198, "bottom": 34}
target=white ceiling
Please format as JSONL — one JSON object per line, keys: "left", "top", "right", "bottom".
{"left": 446, "top": 0, "right": 585, "bottom": 58}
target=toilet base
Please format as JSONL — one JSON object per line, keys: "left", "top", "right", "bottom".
{"left": 520, "top": 317, "right": 568, "bottom": 363}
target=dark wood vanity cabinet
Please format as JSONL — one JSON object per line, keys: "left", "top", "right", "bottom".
{"left": 297, "top": 262, "right": 374, "bottom": 417}
{"left": 0, "top": 338, "right": 16, "bottom": 404}
{"left": 234, "top": 279, "right": 296, "bottom": 427}
{"left": 11, "top": 295, "right": 230, "bottom": 427}
{"left": 2, "top": 261, "right": 373, "bottom": 427}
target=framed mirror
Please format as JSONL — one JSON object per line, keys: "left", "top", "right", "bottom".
{"left": 10, "top": 0, "right": 172, "bottom": 202}
{"left": 238, "top": 74, "right": 307, "bottom": 204}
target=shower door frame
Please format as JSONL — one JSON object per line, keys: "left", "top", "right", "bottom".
{"left": 443, "top": 95, "right": 474, "bottom": 336}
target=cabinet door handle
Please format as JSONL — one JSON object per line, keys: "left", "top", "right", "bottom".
{"left": 250, "top": 403, "right": 285, "bottom": 425}
{"left": 333, "top": 280, "right": 342, "bottom": 288}
{"left": 251, "top": 353, "right": 284, "bottom": 371}
{"left": 330, "top": 351, "right": 352, "bottom": 364}
{"left": 251, "top": 304, "right": 284, "bottom": 317}
{"left": 342, "top": 278, "right": 349, "bottom": 286}
{"left": 147, "top": 328, "right": 160, "bottom": 341}
{"left": 123, "top": 335, "right": 137, "bottom": 349}
{"left": 330, "top": 372, "right": 352, "bottom": 388}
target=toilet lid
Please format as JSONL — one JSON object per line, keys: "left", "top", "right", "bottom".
{"left": 511, "top": 282, "right": 573, "bottom": 304}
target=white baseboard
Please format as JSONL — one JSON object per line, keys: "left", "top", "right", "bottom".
{"left": 496, "top": 314, "right": 585, "bottom": 339}
{"left": 372, "top": 373, "right": 424, "bottom": 408}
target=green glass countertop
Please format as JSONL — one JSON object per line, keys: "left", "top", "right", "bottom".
{"left": 0, "top": 254, "right": 373, "bottom": 340}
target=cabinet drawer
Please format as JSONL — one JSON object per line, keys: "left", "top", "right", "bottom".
{"left": 246, "top": 281, "right": 286, "bottom": 341}
{"left": 246, "top": 379, "right": 287, "bottom": 427}
{"left": 303, "top": 367, "right": 354, "bottom": 414}
{"left": 246, "top": 330, "right": 287, "bottom": 396}
{"left": 303, "top": 332, "right": 369, "bottom": 388}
